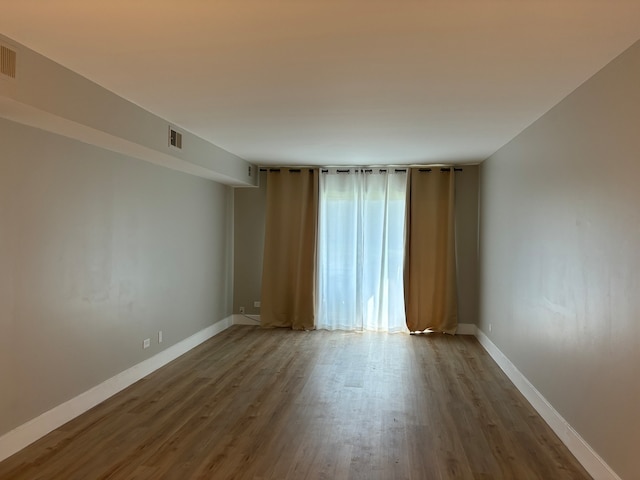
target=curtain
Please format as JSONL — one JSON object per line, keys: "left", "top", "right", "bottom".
{"left": 261, "top": 168, "right": 318, "bottom": 330}
{"left": 316, "top": 168, "right": 408, "bottom": 332}
{"left": 404, "top": 168, "right": 458, "bottom": 334}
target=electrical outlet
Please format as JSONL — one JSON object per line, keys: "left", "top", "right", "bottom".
{"left": 158, "top": 331, "right": 163, "bottom": 343}
{"left": 254, "top": 301, "right": 261, "bottom": 308}
{"left": 239, "top": 306, "right": 245, "bottom": 314}
{"left": 143, "top": 338, "right": 151, "bottom": 349}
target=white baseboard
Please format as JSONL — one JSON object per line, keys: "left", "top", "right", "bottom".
{"left": 1, "top": 317, "right": 618, "bottom": 479}
{"left": 232, "top": 317, "right": 476, "bottom": 335}
{"left": 0, "top": 315, "right": 234, "bottom": 463}
{"left": 475, "top": 328, "right": 621, "bottom": 480}
{"left": 456, "top": 323, "right": 477, "bottom": 335}
{"left": 232, "top": 314, "right": 261, "bottom": 325}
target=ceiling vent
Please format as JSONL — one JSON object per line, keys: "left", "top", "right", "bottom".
{"left": 0, "top": 44, "right": 17, "bottom": 79}
{"left": 169, "top": 127, "right": 182, "bottom": 149}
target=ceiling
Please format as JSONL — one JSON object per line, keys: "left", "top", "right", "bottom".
{"left": 1, "top": 1, "right": 639, "bottom": 166}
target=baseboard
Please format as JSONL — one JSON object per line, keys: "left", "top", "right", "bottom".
{"left": 232, "top": 317, "right": 477, "bottom": 335}
{"left": 232, "top": 314, "right": 261, "bottom": 325}
{"left": 1, "top": 317, "right": 616, "bottom": 479}
{"left": 475, "top": 328, "right": 621, "bottom": 480}
{"left": 456, "top": 323, "right": 477, "bottom": 335}
{"left": 0, "top": 315, "right": 234, "bottom": 463}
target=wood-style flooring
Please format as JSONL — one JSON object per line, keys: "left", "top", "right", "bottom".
{"left": 0, "top": 325, "right": 591, "bottom": 479}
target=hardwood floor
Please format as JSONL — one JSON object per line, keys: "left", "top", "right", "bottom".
{"left": 0, "top": 326, "right": 591, "bottom": 479}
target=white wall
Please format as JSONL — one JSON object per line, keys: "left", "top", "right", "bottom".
{"left": 479, "top": 40, "right": 640, "bottom": 479}
{"left": 0, "top": 118, "right": 233, "bottom": 435}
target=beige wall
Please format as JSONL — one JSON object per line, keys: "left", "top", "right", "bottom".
{"left": 479, "top": 41, "right": 640, "bottom": 479}
{"left": 0, "top": 118, "right": 233, "bottom": 435}
{"left": 233, "top": 167, "right": 479, "bottom": 325}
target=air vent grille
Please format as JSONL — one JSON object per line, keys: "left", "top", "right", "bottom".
{"left": 1, "top": 45, "right": 17, "bottom": 79}
{"left": 169, "top": 127, "right": 182, "bottom": 149}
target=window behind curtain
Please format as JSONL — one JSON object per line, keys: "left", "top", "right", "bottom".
{"left": 316, "top": 169, "right": 408, "bottom": 332}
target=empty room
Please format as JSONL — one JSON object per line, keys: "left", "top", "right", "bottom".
{"left": 1, "top": 2, "right": 639, "bottom": 479}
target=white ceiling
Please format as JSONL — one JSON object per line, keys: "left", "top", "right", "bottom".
{"left": 2, "top": 1, "right": 639, "bottom": 166}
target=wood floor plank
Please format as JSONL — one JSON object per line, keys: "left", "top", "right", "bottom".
{"left": 0, "top": 326, "right": 591, "bottom": 479}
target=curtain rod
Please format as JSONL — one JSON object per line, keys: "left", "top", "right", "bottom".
{"left": 259, "top": 166, "right": 464, "bottom": 172}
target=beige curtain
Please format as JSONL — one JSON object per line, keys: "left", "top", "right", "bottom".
{"left": 261, "top": 168, "right": 318, "bottom": 330}
{"left": 404, "top": 168, "right": 458, "bottom": 334}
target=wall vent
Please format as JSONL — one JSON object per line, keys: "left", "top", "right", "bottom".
{"left": 169, "top": 127, "right": 182, "bottom": 149}
{"left": 0, "top": 44, "right": 17, "bottom": 79}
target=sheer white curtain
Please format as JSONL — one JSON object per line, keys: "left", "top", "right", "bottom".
{"left": 316, "top": 168, "right": 408, "bottom": 332}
